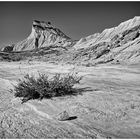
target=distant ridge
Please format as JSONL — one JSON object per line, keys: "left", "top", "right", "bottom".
{"left": 74, "top": 16, "right": 140, "bottom": 49}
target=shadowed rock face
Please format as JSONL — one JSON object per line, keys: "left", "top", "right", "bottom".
{"left": 12, "top": 20, "right": 74, "bottom": 51}
{"left": 1, "top": 44, "right": 14, "bottom": 52}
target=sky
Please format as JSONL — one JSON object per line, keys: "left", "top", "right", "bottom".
{"left": 0, "top": 2, "right": 140, "bottom": 47}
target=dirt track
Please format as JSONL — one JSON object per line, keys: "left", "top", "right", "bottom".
{"left": 0, "top": 61, "right": 140, "bottom": 138}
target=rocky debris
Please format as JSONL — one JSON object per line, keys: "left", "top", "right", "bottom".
{"left": 57, "top": 110, "right": 70, "bottom": 121}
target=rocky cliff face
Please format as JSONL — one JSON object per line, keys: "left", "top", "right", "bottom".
{"left": 74, "top": 16, "right": 140, "bottom": 49}
{"left": 13, "top": 20, "right": 74, "bottom": 51}
{"left": 69, "top": 16, "right": 140, "bottom": 65}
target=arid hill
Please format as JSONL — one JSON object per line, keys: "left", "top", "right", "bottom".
{"left": 71, "top": 16, "right": 140, "bottom": 65}
{"left": 1, "top": 16, "right": 140, "bottom": 65}
{"left": 2, "top": 20, "right": 74, "bottom": 52}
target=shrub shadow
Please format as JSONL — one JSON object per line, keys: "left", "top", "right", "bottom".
{"left": 51, "top": 87, "right": 94, "bottom": 99}
{"left": 72, "top": 87, "right": 95, "bottom": 95}
{"left": 66, "top": 116, "right": 77, "bottom": 121}
{"left": 21, "top": 87, "right": 94, "bottom": 104}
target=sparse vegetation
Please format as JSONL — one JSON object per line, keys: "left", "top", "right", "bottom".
{"left": 8, "top": 54, "right": 25, "bottom": 61}
{"left": 13, "top": 72, "right": 82, "bottom": 103}
{"left": 0, "top": 53, "right": 25, "bottom": 61}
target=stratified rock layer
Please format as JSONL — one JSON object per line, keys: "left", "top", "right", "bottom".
{"left": 74, "top": 16, "right": 140, "bottom": 49}
{"left": 50, "top": 16, "right": 140, "bottom": 65}
{"left": 71, "top": 16, "right": 140, "bottom": 64}
{"left": 1, "top": 16, "right": 140, "bottom": 65}
{"left": 13, "top": 20, "right": 74, "bottom": 51}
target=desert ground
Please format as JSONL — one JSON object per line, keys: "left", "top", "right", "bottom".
{"left": 0, "top": 61, "right": 140, "bottom": 138}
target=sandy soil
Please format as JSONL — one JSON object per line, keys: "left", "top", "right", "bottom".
{"left": 0, "top": 61, "right": 140, "bottom": 138}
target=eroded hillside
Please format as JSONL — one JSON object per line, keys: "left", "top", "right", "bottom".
{"left": 1, "top": 17, "right": 140, "bottom": 65}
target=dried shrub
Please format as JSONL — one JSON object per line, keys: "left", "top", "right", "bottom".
{"left": 13, "top": 72, "right": 82, "bottom": 103}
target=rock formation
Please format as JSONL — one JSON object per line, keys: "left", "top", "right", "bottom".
{"left": 71, "top": 16, "right": 140, "bottom": 64}
{"left": 12, "top": 20, "right": 74, "bottom": 51}
{"left": 74, "top": 16, "right": 140, "bottom": 49}
{"left": 1, "top": 16, "right": 140, "bottom": 65}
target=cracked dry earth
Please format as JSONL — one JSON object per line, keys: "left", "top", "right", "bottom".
{"left": 0, "top": 61, "right": 140, "bottom": 138}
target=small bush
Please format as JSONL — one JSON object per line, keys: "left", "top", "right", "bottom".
{"left": 13, "top": 72, "right": 82, "bottom": 103}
